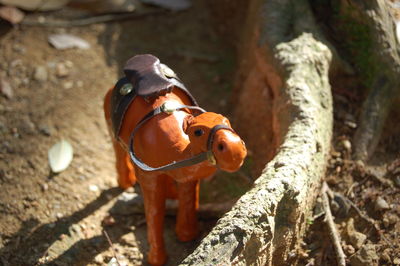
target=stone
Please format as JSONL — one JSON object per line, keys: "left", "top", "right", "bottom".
{"left": 65, "top": 60, "right": 74, "bottom": 68}
{"left": 346, "top": 218, "right": 366, "bottom": 249}
{"left": 89, "top": 184, "right": 99, "bottom": 192}
{"left": 63, "top": 81, "right": 73, "bottom": 89}
{"left": 341, "top": 139, "right": 352, "bottom": 152}
{"left": 33, "top": 66, "right": 48, "bottom": 82}
{"left": 20, "top": 116, "right": 35, "bottom": 134}
{"left": 349, "top": 244, "right": 379, "bottom": 266}
{"left": 39, "top": 124, "right": 53, "bottom": 136}
{"left": 56, "top": 63, "right": 69, "bottom": 78}
{"left": 0, "top": 78, "right": 13, "bottom": 98}
{"left": 375, "top": 196, "right": 390, "bottom": 211}
{"left": 343, "top": 244, "right": 355, "bottom": 255}
{"left": 381, "top": 248, "right": 392, "bottom": 263}
{"left": 12, "top": 44, "right": 26, "bottom": 54}
{"left": 41, "top": 183, "right": 49, "bottom": 191}
{"left": 94, "top": 254, "right": 104, "bottom": 264}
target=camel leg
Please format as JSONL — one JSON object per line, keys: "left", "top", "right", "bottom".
{"left": 175, "top": 180, "right": 199, "bottom": 242}
{"left": 165, "top": 175, "right": 178, "bottom": 200}
{"left": 113, "top": 141, "right": 136, "bottom": 189}
{"left": 140, "top": 175, "right": 167, "bottom": 265}
{"left": 103, "top": 88, "right": 136, "bottom": 189}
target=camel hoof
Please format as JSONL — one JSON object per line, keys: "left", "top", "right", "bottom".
{"left": 148, "top": 247, "right": 167, "bottom": 266}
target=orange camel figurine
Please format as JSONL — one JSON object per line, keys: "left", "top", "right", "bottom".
{"left": 103, "top": 54, "right": 247, "bottom": 265}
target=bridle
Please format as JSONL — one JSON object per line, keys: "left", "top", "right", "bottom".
{"left": 128, "top": 101, "right": 235, "bottom": 172}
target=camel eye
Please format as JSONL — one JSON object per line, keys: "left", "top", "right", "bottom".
{"left": 194, "top": 129, "right": 204, "bottom": 137}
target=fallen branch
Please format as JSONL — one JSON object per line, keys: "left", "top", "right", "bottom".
{"left": 321, "top": 182, "right": 346, "bottom": 266}
{"left": 20, "top": 10, "right": 165, "bottom": 27}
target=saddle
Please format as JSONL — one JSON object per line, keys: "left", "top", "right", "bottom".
{"left": 110, "top": 54, "right": 198, "bottom": 138}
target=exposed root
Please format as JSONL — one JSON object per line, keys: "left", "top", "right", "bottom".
{"left": 321, "top": 182, "right": 346, "bottom": 266}
{"left": 347, "top": 0, "right": 400, "bottom": 161}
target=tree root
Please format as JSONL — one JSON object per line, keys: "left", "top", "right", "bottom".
{"left": 346, "top": 0, "right": 400, "bottom": 161}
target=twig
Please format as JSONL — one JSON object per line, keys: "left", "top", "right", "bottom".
{"left": 345, "top": 181, "right": 358, "bottom": 197}
{"left": 20, "top": 10, "right": 165, "bottom": 27}
{"left": 321, "top": 182, "right": 346, "bottom": 266}
{"left": 103, "top": 229, "right": 121, "bottom": 266}
{"left": 312, "top": 211, "right": 325, "bottom": 221}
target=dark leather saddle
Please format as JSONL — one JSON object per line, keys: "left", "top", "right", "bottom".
{"left": 110, "top": 54, "right": 198, "bottom": 138}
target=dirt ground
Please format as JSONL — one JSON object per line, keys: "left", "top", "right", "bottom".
{"left": 298, "top": 88, "right": 400, "bottom": 264}
{"left": 0, "top": 2, "right": 252, "bottom": 265}
{"left": 0, "top": 1, "right": 399, "bottom": 266}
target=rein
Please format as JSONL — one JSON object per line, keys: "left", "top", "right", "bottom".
{"left": 128, "top": 101, "right": 234, "bottom": 172}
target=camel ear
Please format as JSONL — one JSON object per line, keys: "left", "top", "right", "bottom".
{"left": 222, "top": 117, "right": 231, "bottom": 127}
{"left": 182, "top": 115, "right": 195, "bottom": 133}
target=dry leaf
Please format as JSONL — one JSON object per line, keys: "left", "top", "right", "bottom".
{"left": 48, "top": 34, "right": 91, "bottom": 50}
{"left": 0, "top": 6, "right": 24, "bottom": 24}
{"left": 48, "top": 139, "right": 74, "bottom": 173}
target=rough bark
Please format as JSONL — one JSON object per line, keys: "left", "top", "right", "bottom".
{"left": 181, "top": 33, "right": 333, "bottom": 265}
{"left": 181, "top": 1, "right": 333, "bottom": 263}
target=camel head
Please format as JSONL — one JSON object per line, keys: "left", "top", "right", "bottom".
{"left": 183, "top": 112, "right": 247, "bottom": 172}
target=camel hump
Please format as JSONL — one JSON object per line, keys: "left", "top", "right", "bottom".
{"left": 110, "top": 54, "right": 197, "bottom": 138}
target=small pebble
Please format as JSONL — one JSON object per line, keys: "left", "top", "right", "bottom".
{"left": 331, "top": 151, "right": 341, "bottom": 158}
{"left": 41, "top": 183, "right": 48, "bottom": 191}
{"left": 33, "top": 66, "right": 48, "bottom": 82}
{"left": 0, "top": 78, "right": 13, "bottom": 99}
{"left": 65, "top": 60, "right": 74, "bottom": 68}
{"left": 12, "top": 44, "right": 26, "bottom": 54}
{"left": 341, "top": 139, "right": 352, "bottom": 152}
{"left": 39, "top": 124, "right": 53, "bottom": 136}
{"left": 355, "top": 160, "right": 365, "bottom": 169}
{"left": 375, "top": 196, "right": 390, "bottom": 211}
{"left": 56, "top": 212, "right": 63, "bottom": 219}
{"left": 344, "top": 121, "right": 357, "bottom": 129}
{"left": 394, "top": 257, "right": 400, "bottom": 265}
{"left": 343, "top": 244, "right": 355, "bottom": 255}
{"left": 102, "top": 215, "right": 116, "bottom": 226}
{"left": 56, "top": 63, "right": 69, "bottom": 78}
{"left": 20, "top": 116, "right": 36, "bottom": 134}
{"left": 383, "top": 213, "right": 399, "bottom": 227}
{"left": 63, "top": 81, "right": 74, "bottom": 89}
{"left": 346, "top": 218, "right": 366, "bottom": 249}
{"left": 94, "top": 254, "right": 104, "bottom": 264}
{"left": 349, "top": 244, "right": 379, "bottom": 266}
{"left": 89, "top": 184, "right": 99, "bottom": 192}
{"left": 381, "top": 248, "right": 392, "bottom": 263}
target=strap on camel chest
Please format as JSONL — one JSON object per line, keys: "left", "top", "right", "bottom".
{"left": 110, "top": 54, "right": 198, "bottom": 138}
